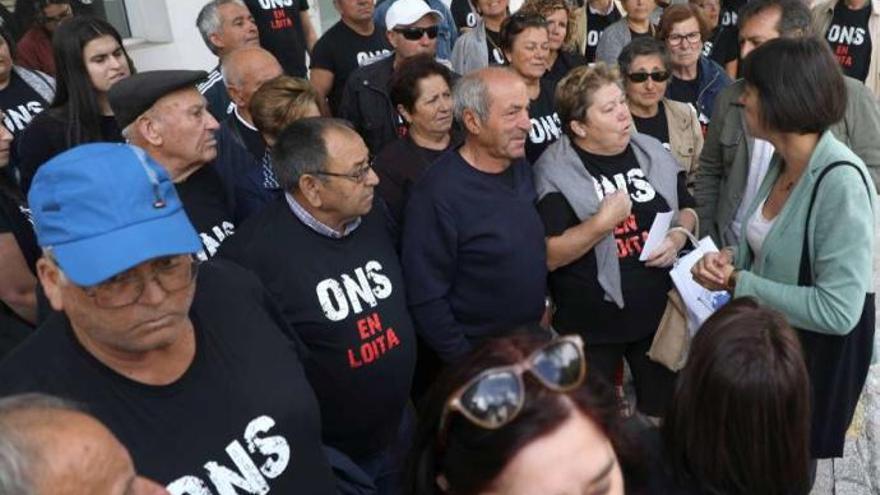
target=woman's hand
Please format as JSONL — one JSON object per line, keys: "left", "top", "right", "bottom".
{"left": 596, "top": 191, "right": 632, "bottom": 231}
{"left": 644, "top": 230, "right": 686, "bottom": 268}
{"left": 691, "top": 250, "right": 736, "bottom": 291}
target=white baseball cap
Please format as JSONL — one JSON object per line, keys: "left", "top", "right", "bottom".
{"left": 385, "top": 0, "right": 443, "bottom": 31}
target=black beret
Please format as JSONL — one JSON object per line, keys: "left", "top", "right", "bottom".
{"left": 108, "top": 70, "right": 208, "bottom": 129}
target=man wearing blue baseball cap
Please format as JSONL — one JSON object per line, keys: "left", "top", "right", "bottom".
{"left": 0, "top": 143, "right": 337, "bottom": 493}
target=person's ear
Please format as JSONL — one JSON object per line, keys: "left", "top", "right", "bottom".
{"left": 208, "top": 32, "right": 227, "bottom": 53}
{"left": 387, "top": 31, "right": 398, "bottom": 50}
{"left": 37, "top": 257, "right": 65, "bottom": 312}
{"left": 226, "top": 81, "right": 247, "bottom": 109}
{"left": 462, "top": 108, "right": 482, "bottom": 135}
{"left": 569, "top": 119, "right": 588, "bottom": 138}
{"left": 298, "top": 175, "right": 324, "bottom": 208}
{"left": 397, "top": 104, "right": 413, "bottom": 125}
{"left": 138, "top": 115, "right": 164, "bottom": 148}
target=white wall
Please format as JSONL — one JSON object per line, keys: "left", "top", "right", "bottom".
{"left": 123, "top": 0, "right": 328, "bottom": 74}
{"left": 124, "top": 0, "right": 217, "bottom": 72}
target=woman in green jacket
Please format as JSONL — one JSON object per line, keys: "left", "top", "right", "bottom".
{"left": 692, "top": 37, "right": 876, "bottom": 460}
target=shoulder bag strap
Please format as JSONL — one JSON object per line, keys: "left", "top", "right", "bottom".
{"left": 798, "top": 160, "right": 871, "bottom": 286}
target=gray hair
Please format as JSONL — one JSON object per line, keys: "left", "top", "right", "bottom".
{"left": 272, "top": 117, "right": 356, "bottom": 191}
{"left": 0, "top": 394, "right": 82, "bottom": 495}
{"left": 453, "top": 71, "right": 491, "bottom": 125}
{"left": 196, "top": 0, "right": 247, "bottom": 55}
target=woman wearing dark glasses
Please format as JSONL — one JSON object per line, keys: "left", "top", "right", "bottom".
{"left": 619, "top": 37, "right": 703, "bottom": 190}
{"left": 534, "top": 63, "right": 698, "bottom": 420}
{"left": 406, "top": 333, "right": 631, "bottom": 494}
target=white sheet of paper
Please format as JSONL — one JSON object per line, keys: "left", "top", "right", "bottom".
{"left": 639, "top": 211, "right": 675, "bottom": 261}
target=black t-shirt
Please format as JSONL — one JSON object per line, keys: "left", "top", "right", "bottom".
{"left": 720, "top": 0, "right": 746, "bottom": 27}
{"left": 826, "top": 2, "right": 873, "bottom": 82}
{"left": 374, "top": 136, "right": 452, "bottom": 225}
{"left": 220, "top": 199, "right": 416, "bottom": 458}
{"left": 486, "top": 28, "right": 507, "bottom": 65}
{"left": 0, "top": 72, "right": 48, "bottom": 171}
{"left": 667, "top": 75, "right": 700, "bottom": 110}
{"left": 0, "top": 184, "right": 38, "bottom": 273}
{"left": 18, "top": 112, "right": 122, "bottom": 193}
{"left": 451, "top": 0, "right": 479, "bottom": 31}
{"left": 630, "top": 29, "right": 654, "bottom": 41}
{"left": 537, "top": 144, "right": 693, "bottom": 343}
{"left": 311, "top": 21, "right": 392, "bottom": 114}
{"left": 544, "top": 50, "right": 588, "bottom": 87}
{"left": 703, "top": 25, "right": 738, "bottom": 66}
{"left": 0, "top": 260, "right": 338, "bottom": 493}
{"left": 526, "top": 81, "right": 562, "bottom": 164}
{"left": 632, "top": 102, "right": 670, "bottom": 151}
{"left": 244, "top": 0, "right": 311, "bottom": 78}
{"left": 585, "top": 4, "right": 622, "bottom": 63}
{"left": 175, "top": 166, "right": 237, "bottom": 261}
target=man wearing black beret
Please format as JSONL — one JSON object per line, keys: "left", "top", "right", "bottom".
{"left": 109, "top": 70, "right": 238, "bottom": 260}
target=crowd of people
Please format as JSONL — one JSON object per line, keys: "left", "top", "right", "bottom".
{"left": 0, "top": 0, "right": 876, "bottom": 493}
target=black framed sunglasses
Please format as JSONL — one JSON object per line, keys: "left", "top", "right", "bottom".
{"left": 437, "top": 335, "right": 587, "bottom": 446}
{"left": 626, "top": 70, "right": 671, "bottom": 83}
{"left": 394, "top": 25, "right": 439, "bottom": 40}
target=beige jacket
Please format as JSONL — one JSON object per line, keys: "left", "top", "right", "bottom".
{"left": 812, "top": 0, "right": 880, "bottom": 97}
{"left": 631, "top": 98, "right": 704, "bottom": 189}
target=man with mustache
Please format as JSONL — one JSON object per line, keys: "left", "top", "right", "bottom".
{"left": 109, "top": 70, "right": 237, "bottom": 260}
{"left": 401, "top": 67, "right": 548, "bottom": 364}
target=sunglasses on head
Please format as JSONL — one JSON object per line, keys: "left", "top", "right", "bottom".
{"left": 437, "top": 335, "right": 587, "bottom": 446}
{"left": 394, "top": 25, "right": 439, "bottom": 40}
{"left": 626, "top": 70, "right": 671, "bottom": 83}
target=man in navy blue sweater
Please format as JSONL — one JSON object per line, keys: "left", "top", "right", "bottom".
{"left": 401, "top": 67, "right": 548, "bottom": 363}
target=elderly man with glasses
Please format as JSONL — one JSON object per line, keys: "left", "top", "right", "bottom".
{"left": 220, "top": 117, "right": 416, "bottom": 494}
{"left": 0, "top": 143, "right": 337, "bottom": 493}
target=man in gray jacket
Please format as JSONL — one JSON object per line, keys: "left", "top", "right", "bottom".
{"left": 694, "top": 0, "right": 880, "bottom": 246}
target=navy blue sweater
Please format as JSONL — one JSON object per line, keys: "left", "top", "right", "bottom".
{"left": 401, "top": 150, "right": 547, "bottom": 362}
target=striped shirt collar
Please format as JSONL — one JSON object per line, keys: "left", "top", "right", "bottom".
{"left": 285, "top": 192, "right": 361, "bottom": 238}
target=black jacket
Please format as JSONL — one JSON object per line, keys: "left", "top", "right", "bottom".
{"left": 338, "top": 55, "right": 399, "bottom": 155}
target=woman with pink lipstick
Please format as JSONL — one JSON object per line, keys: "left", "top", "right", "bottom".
{"left": 501, "top": 13, "right": 562, "bottom": 164}
{"left": 374, "top": 55, "right": 456, "bottom": 225}
{"left": 0, "top": 109, "right": 37, "bottom": 353}
{"left": 534, "top": 63, "right": 698, "bottom": 420}
{"left": 619, "top": 37, "right": 703, "bottom": 189}
{"left": 17, "top": 16, "right": 133, "bottom": 192}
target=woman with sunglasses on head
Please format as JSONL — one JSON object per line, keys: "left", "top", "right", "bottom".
{"left": 650, "top": 298, "right": 812, "bottom": 494}
{"left": 692, "top": 37, "right": 876, "bottom": 463}
{"left": 534, "top": 63, "right": 698, "bottom": 420}
{"left": 0, "top": 110, "right": 37, "bottom": 356}
{"left": 450, "top": 0, "right": 510, "bottom": 74}
{"left": 518, "top": 0, "right": 587, "bottom": 87}
{"left": 407, "top": 332, "right": 634, "bottom": 494}
{"left": 595, "top": 0, "right": 657, "bottom": 66}
{"left": 657, "top": 4, "right": 731, "bottom": 129}
{"left": 17, "top": 16, "right": 133, "bottom": 192}
{"left": 619, "top": 38, "right": 703, "bottom": 189}
{"left": 501, "top": 13, "right": 562, "bottom": 164}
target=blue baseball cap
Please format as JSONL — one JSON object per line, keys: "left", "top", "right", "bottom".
{"left": 28, "top": 143, "right": 202, "bottom": 286}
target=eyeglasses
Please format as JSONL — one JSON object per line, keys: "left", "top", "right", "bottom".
{"left": 394, "top": 25, "right": 439, "bottom": 40}
{"left": 437, "top": 335, "right": 587, "bottom": 446}
{"left": 43, "top": 6, "right": 73, "bottom": 24}
{"left": 74, "top": 255, "right": 200, "bottom": 309}
{"left": 667, "top": 31, "right": 701, "bottom": 46}
{"left": 312, "top": 162, "right": 374, "bottom": 184}
{"left": 626, "top": 70, "right": 671, "bottom": 83}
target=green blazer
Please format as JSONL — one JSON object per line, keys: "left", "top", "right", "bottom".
{"left": 733, "top": 131, "right": 876, "bottom": 335}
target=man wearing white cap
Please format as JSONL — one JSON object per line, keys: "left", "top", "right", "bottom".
{"left": 339, "top": 0, "right": 447, "bottom": 154}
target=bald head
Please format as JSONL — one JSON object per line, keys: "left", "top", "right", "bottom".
{"left": 0, "top": 394, "right": 168, "bottom": 495}
{"left": 222, "top": 47, "right": 284, "bottom": 122}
